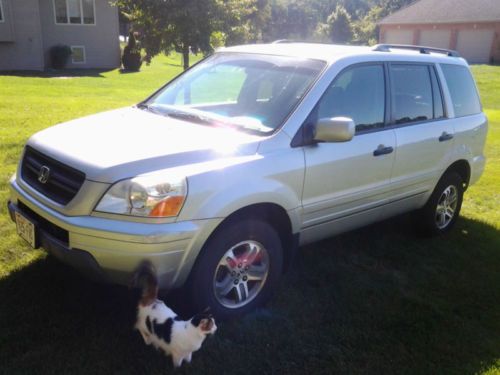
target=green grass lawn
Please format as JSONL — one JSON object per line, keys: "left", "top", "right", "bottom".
{"left": 0, "top": 56, "right": 499, "bottom": 374}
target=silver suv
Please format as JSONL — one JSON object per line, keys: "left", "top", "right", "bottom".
{"left": 8, "top": 43, "right": 487, "bottom": 318}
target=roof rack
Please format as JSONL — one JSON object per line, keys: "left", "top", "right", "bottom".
{"left": 372, "top": 44, "right": 460, "bottom": 57}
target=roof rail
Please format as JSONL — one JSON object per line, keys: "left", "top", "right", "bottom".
{"left": 272, "top": 39, "right": 294, "bottom": 44}
{"left": 372, "top": 44, "right": 460, "bottom": 57}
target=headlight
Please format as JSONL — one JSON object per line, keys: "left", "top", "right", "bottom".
{"left": 95, "top": 174, "right": 187, "bottom": 218}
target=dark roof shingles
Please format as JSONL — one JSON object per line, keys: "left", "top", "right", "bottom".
{"left": 379, "top": 0, "right": 500, "bottom": 24}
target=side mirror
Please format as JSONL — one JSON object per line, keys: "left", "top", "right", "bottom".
{"left": 314, "top": 117, "right": 355, "bottom": 143}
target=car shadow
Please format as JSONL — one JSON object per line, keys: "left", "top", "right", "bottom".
{"left": 0, "top": 215, "right": 498, "bottom": 374}
{"left": 0, "top": 68, "right": 115, "bottom": 78}
{"left": 277, "top": 214, "right": 500, "bottom": 374}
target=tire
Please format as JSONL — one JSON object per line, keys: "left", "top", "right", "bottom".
{"left": 416, "top": 171, "right": 464, "bottom": 236}
{"left": 186, "top": 219, "right": 283, "bottom": 320}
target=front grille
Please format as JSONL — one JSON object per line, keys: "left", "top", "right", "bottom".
{"left": 21, "top": 146, "right": 85, "bottom": 205}
{"left": 18, "top": 201, "right": 69, "bottom": 245}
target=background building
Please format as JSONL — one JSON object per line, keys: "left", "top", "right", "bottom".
{"left": 378, "top": 0, "right": 500, "bottom": 64}
{"left": 0, "top": 0, "right": 120, "bottom": 70}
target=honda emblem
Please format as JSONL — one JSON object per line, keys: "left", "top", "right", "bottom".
{"left": 38, "top": 166, "right": 50, "bottom": 184}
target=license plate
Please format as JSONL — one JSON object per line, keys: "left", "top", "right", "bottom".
{"left": 15, "top": 211, "right": 37, "bottom": 248}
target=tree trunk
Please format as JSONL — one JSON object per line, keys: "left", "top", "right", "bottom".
{"left": 182, "top": 45, "right": 189, "bottom": 71}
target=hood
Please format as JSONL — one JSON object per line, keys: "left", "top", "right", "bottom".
{"left": 27, "top": 107, "right": 261, "bottom": 183}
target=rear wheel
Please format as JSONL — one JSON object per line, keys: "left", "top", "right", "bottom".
{"left": 416, "top": 172, "right": 464, "bottom": 236}
{"left": 186, "top": 219, "right": 283, "bottom": 320}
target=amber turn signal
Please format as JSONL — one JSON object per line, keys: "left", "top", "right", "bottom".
{"left": 149, "top": 196, "right": 186, "bottom": 217}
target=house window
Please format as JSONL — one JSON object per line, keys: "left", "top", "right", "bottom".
{"left": 54, "top": 0, "right": 95, "bottom": 25}
{"left": 71, "top": 46, "right": 86, "bottom": 63}
{"left": 0, "top": 0, "right": 5, "bottom": 22}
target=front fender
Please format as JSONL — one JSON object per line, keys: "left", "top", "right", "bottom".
{"left": 178, "top": 147, "right": 305, "bottom": 233}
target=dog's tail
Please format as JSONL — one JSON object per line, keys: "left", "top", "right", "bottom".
{"left": 131, "top": 261, "right": 158, "bottom": 306}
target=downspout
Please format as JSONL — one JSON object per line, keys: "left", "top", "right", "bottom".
{"left": 35, "top": 0, "right": 45, "bottom": 70}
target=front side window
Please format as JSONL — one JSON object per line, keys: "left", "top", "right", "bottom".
{"left": 390, "top": 64, "right": 433, "bottom": 125}
{"left": 313, "top": 64, "right": 386, "bottom": 133}
{"left": 54, "top": 0, "right": 95, "bottom": 25}
{"left": 145, "top": 53, "right": 325, "bottom": 135}
{"left": 441, "top": 64, "right": 481, "bottom": 117}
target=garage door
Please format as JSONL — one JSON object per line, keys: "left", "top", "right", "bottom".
{"left": 420, "top": 30, "right": 451, "bottom": 49}
{"left": 456, "top": 29, "right": 494, "bottom": 63}
{"left": 384, "top": 29, "right": 413, "bottom": 45}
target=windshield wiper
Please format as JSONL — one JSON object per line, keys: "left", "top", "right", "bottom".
{"left": 165, "top": 111, "right": 218, "bottom": 126}
{"left": 140, "top": 103, "right": 269, "bottom": 135}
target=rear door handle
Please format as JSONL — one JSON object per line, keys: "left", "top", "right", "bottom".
{"left": 439, "top": 132, "right": 454, "bottom": 142}
{"left": 373, "top": 145, "right": 394, "bottom": 156}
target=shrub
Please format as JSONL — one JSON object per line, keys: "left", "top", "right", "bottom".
{"left": 122, "top": 31, "right": 142, "bottom": 71}
{"left": 50, "top": 45, "right": 72, "bottom": 70}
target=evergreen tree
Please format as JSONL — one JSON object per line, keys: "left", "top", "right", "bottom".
{"left": 327, "top": 5, "right": 353, "bottom": 43}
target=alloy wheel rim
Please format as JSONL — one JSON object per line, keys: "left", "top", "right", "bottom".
{"left": 435, "top": 185, "right": 458, "bottom": 229}
{"left": 213, "top": 240, "right": 270, "bottom": 309}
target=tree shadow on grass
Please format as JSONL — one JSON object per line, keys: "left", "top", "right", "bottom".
{"left": 0, "top": 68, "right": 115, "bottom": 78}
{"left": 0, "top": 215, "right": 498, "bottom": 374}
{"left": 118, "top": 68, "right": 141, "bottom": 74}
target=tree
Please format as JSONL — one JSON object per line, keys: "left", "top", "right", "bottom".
{"left": 353, "top": 5, "right": 385, "bottom": 45}
{"left": 222, "top": 0, "right": 268, "bottom": 45}
{"left": 116, "top": 0, "right": 222, "bottom": 70}
{"left": 327, "top": 5, "right": 353, "bottom": 43}
{"left": 122, "top": 31, "right": 142, "bottom": 71}
{"left": 353, "top": 0, "right": 414, "bottom": 44}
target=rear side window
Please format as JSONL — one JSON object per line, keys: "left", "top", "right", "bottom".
{"left": 314, "top": 64, "right": 385, "bottom": 132}
{"left": 441, "top": 64, "right": 481, "bottom": 117}
{"left": 390, "top": 64, "right": 433, "bottom": 124}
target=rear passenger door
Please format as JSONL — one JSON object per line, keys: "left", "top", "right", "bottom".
{"left": 389, "top": 63, "right": 454, "bottom": 201}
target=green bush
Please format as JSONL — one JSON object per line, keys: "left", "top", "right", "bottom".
{"left": 50, "top": 45, "right": 72, "bottom": 70}
{"left": 122, "top": 32, "right": 142, "bottom": 71}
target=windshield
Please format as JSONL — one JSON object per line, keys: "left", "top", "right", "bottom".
{"left": 143, "top": 53, "right": 326, "bottom": 135}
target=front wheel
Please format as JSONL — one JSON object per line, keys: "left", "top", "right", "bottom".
{"left": 186, "top": 219, "right": 283, "bottom": 320}
{"left": 416, "top": 171, "right": 464, "bottom": 236}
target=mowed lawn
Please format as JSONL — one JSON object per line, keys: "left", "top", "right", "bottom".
{"left": 0, "top": 56, "right": 499, "bottom": 374}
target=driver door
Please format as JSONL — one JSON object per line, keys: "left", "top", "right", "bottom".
{"left": 300, "top": 63, "right": 396, "bottom": 241}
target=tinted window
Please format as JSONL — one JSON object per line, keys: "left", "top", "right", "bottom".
{"left": 441, "top": 64, "right": 481, "bottom": 117}
{"left": 316, "top": 64, "right": 385, "bottom": 132}
{"left": 390, "top": 64, "right": 433, "bottom": 124}
{"left": 430, "top": 67, "right": 445, "bottom": 119}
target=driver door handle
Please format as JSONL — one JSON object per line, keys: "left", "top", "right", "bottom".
{"left": 373, "top": 145, "right": 394, "bottom": 157}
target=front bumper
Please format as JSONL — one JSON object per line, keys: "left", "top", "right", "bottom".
{"left": 8, "top": 177, "right": 222, "bottom": 289}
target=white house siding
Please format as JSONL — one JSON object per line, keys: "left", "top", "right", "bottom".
{"left": 0, "top": 0, "right": 44, "bottom": 71}
{"left": 38, "top": 0, "right": 120, "bottom": 69}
